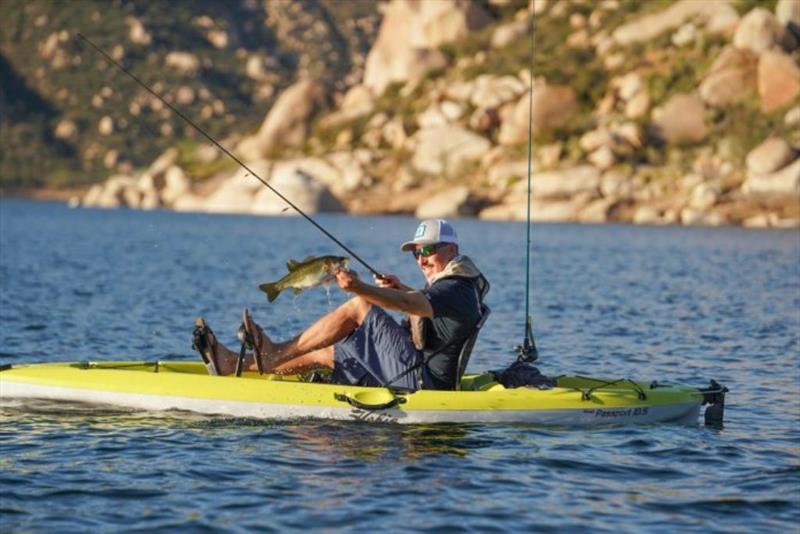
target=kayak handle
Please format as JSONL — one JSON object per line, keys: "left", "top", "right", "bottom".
{"left": 334, "top": 392, "right": 407, "bottom": 411}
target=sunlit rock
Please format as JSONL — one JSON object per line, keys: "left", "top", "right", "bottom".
{"left": 758, "top": 50, "right": 800, "bottom": 112}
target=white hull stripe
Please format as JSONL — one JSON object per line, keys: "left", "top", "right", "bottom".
{"left": 1, "top": 382, "right": 702, "bottom": 426}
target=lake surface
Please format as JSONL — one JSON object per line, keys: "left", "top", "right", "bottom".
{"left": 1, "top": 198, "right": 798, "bottom": 532}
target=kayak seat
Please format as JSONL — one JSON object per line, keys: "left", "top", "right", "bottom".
{"left": 454, "top": 303, "right": 491, "bottom": 391}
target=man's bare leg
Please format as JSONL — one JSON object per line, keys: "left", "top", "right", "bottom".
{"left": 248, "top": 297, "right": 371, "bottom": 371}
{"left": 268, "top": 347, "right": 334, "bottom": 375}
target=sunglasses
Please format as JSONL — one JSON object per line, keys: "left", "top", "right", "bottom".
{"left": 412, "top": 244, "right": 441, "bottom": 259}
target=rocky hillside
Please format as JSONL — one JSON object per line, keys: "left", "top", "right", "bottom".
{"left": 4, "top": 0, "right": 800, "bottom": 228}
{"left": 0, "top": 0, "right": 379, "bottom": 187}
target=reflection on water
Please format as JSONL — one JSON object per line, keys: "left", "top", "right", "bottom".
{"left": 1, "top": 399, "right": 483, "bottom": 459}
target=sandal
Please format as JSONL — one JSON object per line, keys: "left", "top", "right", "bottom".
{"left": 192, "top": 317, "right": 221, "bottom": 376}
{"left": 240, "top": 307, "right": 267, "bottom": 375}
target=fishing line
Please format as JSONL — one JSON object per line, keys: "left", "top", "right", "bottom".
{"left": 76, "top": 32, "right": 382, "bottom": 278}
{"left": 519, "top": 11, "right": 539, "bottom": 362}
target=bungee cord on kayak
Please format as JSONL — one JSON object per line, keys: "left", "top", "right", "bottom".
{"left": 76, "top": 33, "right": 383, "bottom": 279}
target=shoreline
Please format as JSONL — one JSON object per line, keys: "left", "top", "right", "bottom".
{"left": 2, "top": 187, "right": 798, "bottom": 230}
{"left": 0, "top": 186, "right": 88, "bottom": 202}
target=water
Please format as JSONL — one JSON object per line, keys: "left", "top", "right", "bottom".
{"left": 1, "top": 198, "right": 798, "bottom": 532}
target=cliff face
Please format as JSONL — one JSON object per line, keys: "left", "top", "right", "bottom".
{"left": 3, "top": 0, "right": 799, "bottom": 228}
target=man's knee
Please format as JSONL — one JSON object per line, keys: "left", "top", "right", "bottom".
{"left": 343, "top": 296, "right": 372, "bottom": 324}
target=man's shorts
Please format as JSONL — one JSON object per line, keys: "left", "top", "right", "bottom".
{"left": 332, "top": 306, "right": 424, "bottom": 390}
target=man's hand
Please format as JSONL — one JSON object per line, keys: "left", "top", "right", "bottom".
{"left": 374, "top": 273, "right": 401, "bottom": 289}
{"left": 335, "top": 267, "right": 362, "bottom": 293}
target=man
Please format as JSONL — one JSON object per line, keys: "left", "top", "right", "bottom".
{"left": 193, "top": 219, "right": 488, "bottom": 390}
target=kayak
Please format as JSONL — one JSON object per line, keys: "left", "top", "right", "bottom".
{"left": 0, "top": 361, "right": 727, "bottom": 426}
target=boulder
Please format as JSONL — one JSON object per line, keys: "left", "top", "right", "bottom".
{"left": 251, "top": 167, "right": 343, "bottom": 216}
{"left": 533, "top": 0, "right": 549, "bottom": 15}
{"left": 487, "top": 159, "right": 530, "bottom": 190}
{"left": 203, "top": 163, "right": 269, "bottom": 214}
{"left": 470, "top": 75, "right": 526, "bottom": 109}
{"left": 742, "top": 214, "right": 771, "bottom": 228}
{"left": 175, "top": 86, "right": 195, "bottom": 105}
{"left": 318, "top": 85, "right": 375, "bottom": 129}
{"left": 588, "top": 146, "right": 616, "bottom": 170}
{"left": 206, "top": 29, "right": 228, "bottom": 49}
{"left": 733, "top": 8, "right": 784, "bottom": 54}
{"left": 680, "top": 207, "right": 709, "bottom": 226}
{"left": 125, "top": 16, "right": 152, "bottom": 46}
{"left": 270, "top": 157, "right": 349, "bottom": 197}
{"left": 478, "top": 202, "right": 526, "bottom": 221}
{"left": 632, "top": 205, "right": 664, "bottom": 225}
{"left": 625, "top": 89, "right": 650, "bottom": 118}
{"left": 245, "top": 55, "right": 275, "bottom": 81}
{"left": 161, "top": 166, "right": 191, "bottom": 205}
{"left": 498, "top": 82, "right": 577, "bottom": 144}
{"left": 417, "top": 103, "right": 451, "bottom": 128}
{"left": 699, "top": 46, "right": 758, "bottom": 107}
{"left": 525, "top": 165, "right": 601, "bottom": 199}
{"left": 81, "top": 184, "right": 103, "bottom": 207}
{"left": 415, "top": 186, "right": 477, "bottom": 218}
{"left": 746, "top": 137, "right": 796, "bottom": 174}
{"left": 530, "top": 198, "right": 589, "bottom": 222}
{"left": 165, "top": 52, "right": 200, "bottom": 77}
{"left": 54, "top": 119, "right": 77, "bottom": 141}
{"left": 382, "top": 116, "right": 408, "bottom": 150}
{"left": 580, "top": 128, "right": 614, "bottom": 152}
{"left": 742, "top": 157, "right": 800, "bottom": 196}
{"left": 688, "top": 182, "right": 721, "bottom": 210}
{"left": 237, "top": 79, "right": 326, "bottom": 161}
{"left": 140, "top": 189, "right": 160, "bottom": 210}
{"left": 758, "top": 50, "right": 800, "bottom": 112}
{"left": 785, "top": 105, "right": 800, "bottom": 127}
{"left": 326, "top": 151, "right": 371, "bottom": 193}
{"left": 363, "top": 0, "right": 490, "bottom": 95}
{"left": 172, "top": 194, "right": 207, "bottom": 213}
{"left": 537, "top": 143, "right": 563, "bottom": 168}
{"left": 612, "top": 0, "right": 738, "bottom": 45}
{"left": 411, "top": 126, "right": 491, "bottom": 176}
{"left": 491, "top": 20, "right": 528, "bottom": 49}
{"left": 615, "top": 122, "right": 644, "bottom": 148}
{"left": 672, "top": 23, "right": 697, "bottom": 47}
{"left": 83, "top": 175, "right": 138, "bottom": 209}
{"left": 578, "top": 197, "right": 617, "bottom": 223}
{"left": 98, "top": 116, "right": 113, "bottom": 136}
{"left": 479, "top": 198, "right": 587, "bottom": 222}
{"left": 777, "top": 0, "right": 800, "bottom": 34}
{"left": 147, "top": 147, "right": 179, "bottom": 179}
{"left": 651, "top": 93, "right": 707, "bottom": 144}
{"left": 600, "top": 169, "right": 634, "bottom": 198}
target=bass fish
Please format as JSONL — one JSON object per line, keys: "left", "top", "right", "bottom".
{"left": 259, "top": 255, "right": 349, "bottom": 302}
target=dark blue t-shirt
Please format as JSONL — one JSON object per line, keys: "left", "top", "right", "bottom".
{"left": 421, "top": 277, "right": 482, "bottom": 389}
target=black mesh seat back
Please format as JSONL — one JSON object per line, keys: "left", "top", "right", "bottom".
{"left": 454, "top": 304, "right": 490, "bottom": 390}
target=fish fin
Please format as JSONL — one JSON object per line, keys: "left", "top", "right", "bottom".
{"left": 259, "top": 282, "right": 281, "bottom": 303}
{"left": 286, "top": 259, "right": 300, "bottom": 271}
{"left": 292, "top": 287, "right": 302, "bottom": 295}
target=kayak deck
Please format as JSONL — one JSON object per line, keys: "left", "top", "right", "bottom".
{"left": 0, "top": 361, "right": 725, "bottom": 426}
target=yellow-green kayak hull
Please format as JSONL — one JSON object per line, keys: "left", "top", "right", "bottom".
{"left": 0, "top": 361, "right": 720, "bottom": 425}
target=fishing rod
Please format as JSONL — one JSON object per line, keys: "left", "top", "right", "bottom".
{"left": 517, "top": 12, "right": 539, "bottom": 363}
{"left": 76, "top": 32, "right": 383, "bottom": 279}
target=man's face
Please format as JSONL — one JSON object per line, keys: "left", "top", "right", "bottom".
{"left": 414, "top": 243, "right": 456, "bottom": 282}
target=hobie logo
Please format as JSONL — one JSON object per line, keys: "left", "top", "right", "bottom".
{"left": 415, "top": 224, "right": 427, "bottom": 238}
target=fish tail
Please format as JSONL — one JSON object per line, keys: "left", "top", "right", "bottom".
{"left": 259, "top": 282, "right": 281, "bottom": 302}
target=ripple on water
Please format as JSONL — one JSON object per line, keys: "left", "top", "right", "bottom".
{"left": 1, "top": 201, "right": 799, "bottom": 531}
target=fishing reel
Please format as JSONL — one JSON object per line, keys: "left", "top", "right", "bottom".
{"left": 515, "top": 315, "right": 539, "bottom": 363}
